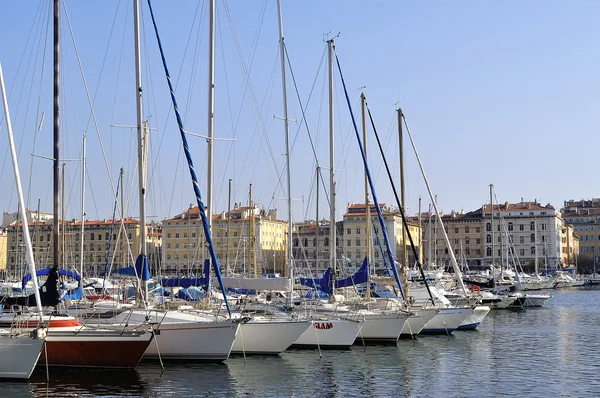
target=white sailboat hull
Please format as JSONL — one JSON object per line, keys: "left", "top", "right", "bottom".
{"left": 90, "top": 309, "right": 239, "bottom": 361}
{"left": 400, "top": 308, "right": 439, "bottom": 338}
{"left": 354, "top": 313, "right": 408, "bottom": 343}
{"left": 231, "top": 319, "right": 310, "bottom": 355}
{"left": 522, "top": 294, "right": 551, "bottom": 308}
{"left": 420, "top": 307, "right": 472, "bottom": 334}
{"left": 0, "top": 335, "right": 44, "bottom": 379}
{"left": 293, "top": 318, "right": 363, "bottom": 349}
{"left": 457, "top": 306, "right": 490, "bottom": 330}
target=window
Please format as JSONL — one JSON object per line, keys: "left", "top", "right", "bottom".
{"left": 530, "top": 234, "right": 535, "bottom": 243}
{"left": 347, "top": 240, "right": 352, "bottom": 247}
{"left": 356, "top": 239, "right": 360, "bottom": 246}
{"left": 508, "top": 222, "right": 513, "bottom": 231}
{"left": 486, "top": 223, "right": 491, "bottom": 232}
{"left": 304, "top": 238, "right": 308, "bottom": 247}
{"left": 105, "top": 232, "right": 110, "bottom": 240}
{"left": 454, "top": 239, "right": 459, "bottom": 245}
{"left": 519, "top": 224, "right": 524, "bottom": 231}
{"left": 444, "top": 248, "right": 448, "bottom": 254}
{"left": 175, "top": 243, "right": 179, "bottom": 249}
{"left": 90, "top": 233, "right": 95, "bottom": 241}
{"left": 519, "top": 249, "right": 525, "bottom": 256}
{"left": 167, "top": 233, "right": 171, "bottom": 238}
{"left": 476, "top": 249, "right": 481, "bottom": 255}
{"left": 486, "top": 247, "right": 492, "bottom": 256}
{"left": 486, "top": 235, "right": 491, "bottom": 243}
{"left": 356, "top": 228, "right": 360, "bottom": 234}
{"left": 541, "top": 224, "right": 546, "bottom": 231}
{"left": 520, "top": 236, "right": 525, "bottom": 244}
{"left": 476, "top": 238, "right": 481, "bottom": 244}
{"left": 541, "top": 236, "right": 545, "bottom": 242}
{"left": 466, "top": 247, "right": 470, "bottom": 255}
{"left": 530, "top": 222, "right": 535, "bottom": 231}
{"left": 465, "top": 226, "right": 470, "bottom": 233}
{"left": 167, "top": 243, "right": 171, "bottom": 249}
{"left": 167, "top": 255, "right": 171, "bottom": 260}
{"left": 41, "top": 235, "right": 45, "bottom": 242}
{"left": 324, "top": 238, "right": 329, "bottom": 246}
{"left": 313, "top": 238, "right": 317, "bottom": 247}
{"left": 183, "top": 233, "right": 187, "bottom": 238}
{"left": 531, "top": 247, "right": 535, "bottom": 255}
{"left": 455, "top": 228, "right": 459, "bottom": 233}
{"left": 476, "top": 227, "right": 480, "bottom": 233}
{"left": 184, "top": 254, "right": 188, "bottom": 259}
{"left": 128, "top": 233, "right": 132, "bottom": 239}
{"left": 175, "top": 232, "right": 180, "bottom": 238}
{"left": 192, "top": 232, "right": 196, "bottom": 238}
{"left": 233, "top": 231, "right": 238, "bottom": 237}
{"left": 347, "top": 228, "right": 351, "bottom": 235}
{"left": 455, "top": 248, "right": 459, "bottom": 255}
{"left": 497, "top": 249, "right": 501, "bottom": 257}
{"left": 465, "top": 237, "right": 470, "bottom": 245}
{"left": 98, "top": 233, "right": 102, "bottom": 241}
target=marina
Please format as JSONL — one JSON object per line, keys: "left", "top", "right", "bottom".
{"left": 0, "top": 289, "right": 596, "bottom": 397}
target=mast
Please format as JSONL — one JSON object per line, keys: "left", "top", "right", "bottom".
{"left": 207, "top": 0, "right": 215, "bottom": 232}
{"left": 361, "top": 92, "right": 371, "bottom": 299}
{"left": 120, "top": 168, "right": 125, "bottom": 269}
{"left": 226, "top": 178, "right": 231, "bottom": 276}
{"left": 327, "top": 38, "right": 336, "bottom": 294}
{"left": 427, "top": 204, "right": 432, "bottom": 267}
{"left": 490, "top": 184, "right": 495, "bottom": 269}
{"left": 398, "top": 107, "right": 408, "bottom": 295}
{"left": 80, "top": 133, "right": 86, "bottom": 277}
{"left": 53, "top": 0, "right": 60, "bottom": 270}
{"left": 133, "top": 0, "right": 148, "bottom": 300}
{"left": 249, "top": 184, "right": 257, "bottom": 278}
{"left": 315, "top": 166, "right": 320, "bottom": 276}
{"left": 534, "top": 218, "right": 539, "bottom": 275}
{"left": 61, "top": 163, "right": 66, "bottom": 267}
{"left": 0, "top": 63, "right": 44, "bottom": 314}
{"left": 417, "top": 197, "right": 422, "bottom": 264}
{"left": 277, "top": 0, "right": 293, "bottom": 304}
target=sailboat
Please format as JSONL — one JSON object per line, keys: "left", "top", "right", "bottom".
{"left": 0, "top": 0, "right": 155, "bottom": 369}
{"left": 0, "top": 61, "right": 46, "bottom": 379}
{"left": 85, "top": 0, "right": 241, "bottom": 361}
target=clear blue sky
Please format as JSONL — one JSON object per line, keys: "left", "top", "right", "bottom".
{"left": 0, "top": 1, "right": 598, "bottom": 224}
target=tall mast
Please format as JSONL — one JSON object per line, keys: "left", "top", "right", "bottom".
{"left": 249, "top": 184, "right": 257, "bottom": 278}
{"left": 534, "top": 218, "right": 539, "bottom": 275}
{"left": 61, "top": 163, "right": 66, "bottom": 267}
{"left": 53, "top": 0, "right": 60, "bottom": 270}
{"left": 226, "top": 178, "right": 232, "bottom": 276}
{"left": 315, "top": 166, "right": 320, "bottom": 276}
{"left": 0, "top": 63, "right": 43, "bottom": 314}
{"left": 427, "top": 204, "right": 432, "bottom": 267}
{"left": 327, "top": 38, "right": 336, "bottom": 291}
{"left": 80, "top": 133, "right": 86, "bottom": 277}
{"left": 133, "top": 0, "right": 147, "bottom": 300}
{"left": 489, "top": 184, "right": 494, "bottom": 267}
{"left": 398, "top": 108, "right": 407, "bottom": 294}
{"left": 361, "top": 92, "right": 371, "bottom": 299}
{"left": 418, "top": 197, "right": 422, "bottom": 264}
{"left": 120, "top": 168, "right": 125, "bottom": 269}
{"left": 277, "top": 0, "right": 293, "bottom": 304}
{"left": 207, "top": 0, "right": 216, "bottom": 232}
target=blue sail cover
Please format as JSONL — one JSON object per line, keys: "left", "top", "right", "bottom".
{"left": 335, "top": 258, "right": 369, "bottom": 289}
{"left": 22, "top": 268, "right": 81, "bottom": 289}
{"left": 299, "top": 268, "right": 333, "bottom": 295}
{"left": 113, "top": 255, "right": 151, "bottom": 281}
{"left": 62, "top": 287, "right": 83, "bottom": 300}
{"left": 161, "top": 259, "right": 211, "bottom": 290}
{"left": 177, "top": 286, "right": 205, "bottom": 301}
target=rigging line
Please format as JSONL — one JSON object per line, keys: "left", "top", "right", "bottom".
{"left": 146, "top": 0, "right": 232, "bottom": 316}
{"left": 84, "top": 0, "right": 124, "bottom": 134}
{"left": 182, "top": 1, "right": 204, "bottom": 123}
{"left": 221, "top": 1, "right": 281, "bottom": 186}
{"left": 109, "top": 0, "right": 129, "bottom": 171}
{"left": 284, "top": 42, "right": 333, "bottom": 209}
{"left": 334, "top": 52, "right": 405, "bottom": 299}
{"left": 62, "top": 0, "right": 120, "bottom": 211}
{"left": 148, "top": 2, "right": 205, "bottom": 214}
{"left": 26, "top": 0, "right": 52, "bottom": 211}
{"left": 365, "top": 102, "right": 434, "bottom": 303}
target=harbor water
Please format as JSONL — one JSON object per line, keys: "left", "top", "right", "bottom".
{"left": 4, "top": 289, "right": 600, "bottom": 397}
